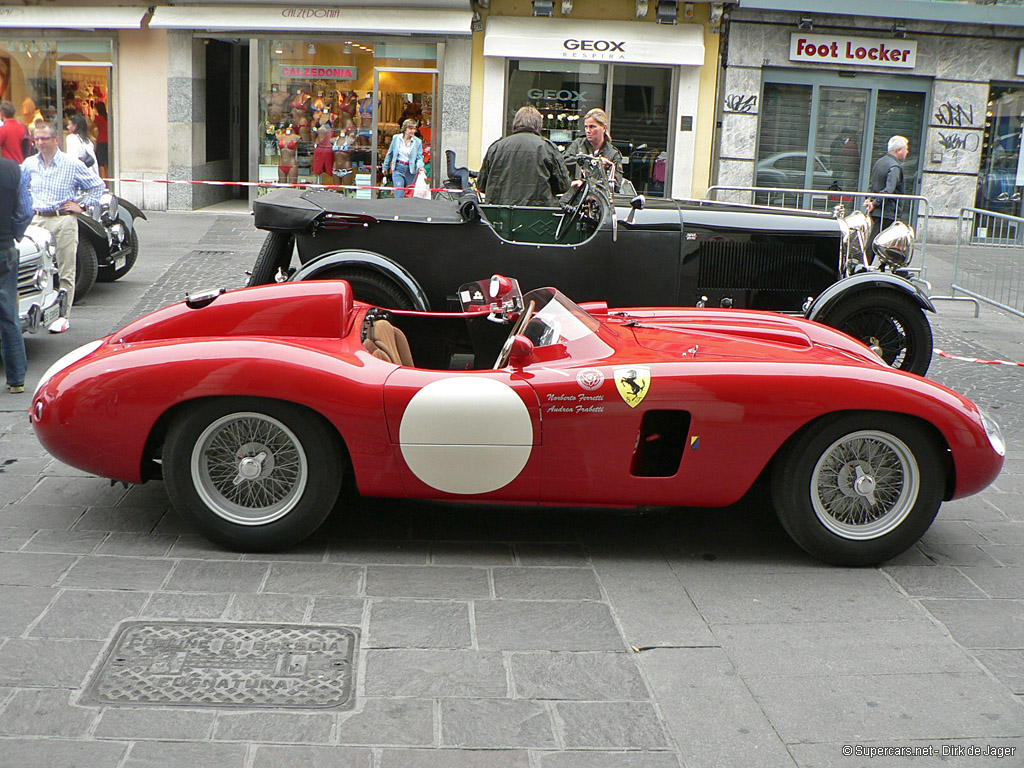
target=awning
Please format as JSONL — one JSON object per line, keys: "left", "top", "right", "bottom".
{"left": 0, "top": 6, "right": 148, "bottom": 30}
{"left": 484, "top": 16, "right": 705, "bottom": 67}
{"left": 149, "top": 6, "right": 473, "bottom": 35}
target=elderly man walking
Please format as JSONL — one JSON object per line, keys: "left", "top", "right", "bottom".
{"left": 864, "top": 135, "right": 910, "bottom": 251}
{"left": 21, "top": 120, "right": 105, "bottom": 332}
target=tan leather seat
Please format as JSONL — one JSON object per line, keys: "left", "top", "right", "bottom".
{"left": 363, "top": 319, "right": 414, "bottom": 366}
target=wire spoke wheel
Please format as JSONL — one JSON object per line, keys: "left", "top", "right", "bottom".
{"left": 191, "top": 412, "right": 308, "bottom": 526}
{"left": 839, "top": 309, "right": 909, "bottom": 368}
{"left": 810, "top": 430, "right": 919, "bottom": 540}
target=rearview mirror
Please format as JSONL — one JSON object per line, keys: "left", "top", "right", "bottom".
{"left": 508, "top": 334, "right": 534, "bottom": 369}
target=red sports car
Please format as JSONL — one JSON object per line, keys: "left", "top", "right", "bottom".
{"left": 30, "top": 276, "right": 1004, "bottom": 566}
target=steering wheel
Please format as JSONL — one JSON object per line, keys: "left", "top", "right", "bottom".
{"left": 494, "top": 300, "right": 536, "bottom": 369}
{"left": 555, "top": 183, "right": 588, "bottom": 242}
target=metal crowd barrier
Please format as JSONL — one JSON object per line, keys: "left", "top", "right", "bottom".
{"left": 940, "top": 207, "right": 1024, "bottom": 319}
{"left": 706, "top": 185, "right": 933, "bottom": 279}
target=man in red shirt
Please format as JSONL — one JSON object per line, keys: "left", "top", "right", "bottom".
{"left": 0, "top": 101, "right": 28, "bottom": 163}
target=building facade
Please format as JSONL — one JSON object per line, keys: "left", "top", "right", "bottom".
{"left": 715, "top": 1, "right": 1024, "bottom": 242}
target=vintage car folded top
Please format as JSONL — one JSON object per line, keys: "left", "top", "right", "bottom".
{"left": 31, "top": 275, "right": 1003, "bottom": 566}
{"left": 250, "top": 166, "right": 935, "bottom": 375}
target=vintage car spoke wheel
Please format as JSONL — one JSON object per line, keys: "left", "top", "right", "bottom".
{"left": 771, "top": 413, "right": 943, "bottom": 566}
{"left": 74, "top": 234, "right": 99, "bottom": 302}
{"left": 248, "top": 232, "right": 295, "bottom": 286}
{"left": 97, "top": 228, "right": 139, "bottom": 282}
{"left": 822, "top": 291, "right": 932, "bottom": 376}
{"left": 163, "top": 398, "right": 343, "bottom": 551}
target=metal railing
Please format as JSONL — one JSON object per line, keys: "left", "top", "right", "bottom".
{"left": 706, "top": 185, "right": 933, "bottom": 278}
{"left": 943, "top": 207, "right": 1024, "bottom": 319}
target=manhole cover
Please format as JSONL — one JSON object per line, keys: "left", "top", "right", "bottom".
{"left": 85, "top": 621, "right": 357, "bottom": 709}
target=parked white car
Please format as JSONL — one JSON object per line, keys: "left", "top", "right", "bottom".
{"left": 17, "top": 224, "right": 64, "bottom": 332}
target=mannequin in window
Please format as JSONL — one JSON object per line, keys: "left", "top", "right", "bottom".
{"left": 276, "top": 124, "right": 299, "bottom": 184}
{"left": 290, "top": 89, "right": 311, "bottom": 126}
{"left": 313, "top": 119, "right": 335, "bottom": 184}
{"left": 333, "top": 126, "right": 356, "bottom": 188}
{"left": 339, "top": 90, "right": 357, "bottom": 128}
{"left": 358, "top": 92, "right": 373, "bottom": 128}
{"left": 263, "top": 83, "right": 288, "bottom": 125}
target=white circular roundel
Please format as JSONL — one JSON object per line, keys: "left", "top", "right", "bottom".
{"left": 399, "top": 377, "right": 533, "bottom": 495}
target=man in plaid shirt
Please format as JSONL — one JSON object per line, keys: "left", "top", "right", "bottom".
{"left": 21, "top": 120, "right": 105, "bottom": 332}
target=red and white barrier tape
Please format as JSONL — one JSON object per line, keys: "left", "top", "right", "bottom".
{"left": 104, "top": 177, "right": 445, "bottom": 193}
{"left": 936, "top": 349, "right": 1024, "bottom": 367}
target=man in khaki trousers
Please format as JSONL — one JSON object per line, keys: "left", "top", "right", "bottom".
{"left": 21, "top": 120, "right": 105, "bottom": 332}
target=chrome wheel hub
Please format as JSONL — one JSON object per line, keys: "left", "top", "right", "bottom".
{"left": 810, "top": 430, "right": 919, "bottom": 540}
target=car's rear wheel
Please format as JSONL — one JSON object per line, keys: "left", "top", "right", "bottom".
{"left": 74, "top": 235, "right": 99, "bottom": 302}
{"left": 163, "top": 398, "right": 343, "bottom": 551}
{"left": 771, "top": 413, "right": 944, "bottom": 566}
{"left": 248, "top": 232, "right": 295, "bottom": 286}
{"left": 821, "top": 291, "right": 932, "bottom": 376}
{"left": 97, "top": 228, "right": 139, "bottom": 282}
{"left": 316, "top": 266, "right": 414, "bottom": 309}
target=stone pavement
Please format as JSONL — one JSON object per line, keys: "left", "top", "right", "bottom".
{"left": 0, "top": 213, "right": 1021, "bottom": 767}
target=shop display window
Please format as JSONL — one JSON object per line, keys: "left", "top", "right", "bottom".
{"left": 0, "top": 38, "right": 112, "bottom": 176}
{"left": 506, "top": 59, "right": 673, "bottom": 197}
{"left": 257, "top": 39, "right": 437, "bottom": 196}
{"left": 976, "top": 84, "right": 1023, "bottom": 218}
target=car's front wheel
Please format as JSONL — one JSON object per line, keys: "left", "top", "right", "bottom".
{"left": 771, "top": 413, "right": 944, "bottom": 566}
{"left": 163, "top": 398, "right": 343, "bottom": 551}
{"left": 821, "top": 290, "right": 932, "bottom": 375}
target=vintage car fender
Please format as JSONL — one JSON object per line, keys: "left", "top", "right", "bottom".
{"left": 290, "top": 249, "right": 431, "bottom": 311}
{"left": 804, "top": 271, "right": 936, "bottom": 322}
{"left": 118, "top": 198, "right": 148, "bottom": 223}
{"left": 74, "top": 212, "right": 107, "bottom": 241}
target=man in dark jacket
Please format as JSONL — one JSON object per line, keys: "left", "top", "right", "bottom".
{"left": 477, "top": 106, "right": 570, "bottom": 206}
{"left": 0, "top": 156, "right": 32, "bottom": 393}
{"left": 864, "top": 135, "right": 909, "bottom": 249}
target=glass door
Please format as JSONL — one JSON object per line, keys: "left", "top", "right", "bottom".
{"left": 976, "top": 85, "right": 1023, "bottom": 218}
{"left": 610, "top": 65, "right": 673, "bottom": 197}
{"left": 812, "top": 87, "right": 869, "bottom": 203}
{"left": 373, "top": 67, "right": 437, "bottom": 197}
{"left": 58, "top": 62, "right": 112, "bottom": 179}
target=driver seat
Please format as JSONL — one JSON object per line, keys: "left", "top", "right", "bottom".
{"left": 364, "top": 319, "right": 414, "bottom": 366}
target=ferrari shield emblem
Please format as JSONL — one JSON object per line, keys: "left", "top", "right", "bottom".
{"left": 613, "top": 366, "right": 651, "bottom": 408}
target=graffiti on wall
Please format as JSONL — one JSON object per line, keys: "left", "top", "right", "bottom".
{"left": 934, "top": 101, "right": 975, "bottom": 128}
{"left": 937, "top": 131, "right": 981, "bottom": 152}
{"left": 724, "top": 94, "right": 757, "bottom": 113}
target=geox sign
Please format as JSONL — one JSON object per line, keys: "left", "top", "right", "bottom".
{"left": 562, "top": 38, "right": 626, "bottom": 59}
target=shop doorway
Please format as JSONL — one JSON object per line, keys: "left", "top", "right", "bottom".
{"left": 755, "top": 70, "right": 928, "bottom": 212}
{"left": 372, "top": 67, "right": 437, "bottom": 196}
{"left": 58, "top": 62, "right": 111, "bottom": 179}
{"left": 205, "top": 39, "right": 249, "bottom": 201}
{"left": 976, "top": 84, "right": 1023, "bottom": 219}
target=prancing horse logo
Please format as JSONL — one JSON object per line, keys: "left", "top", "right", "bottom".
{"left": 613, "top": 366, "right": 651, "bottom": 408}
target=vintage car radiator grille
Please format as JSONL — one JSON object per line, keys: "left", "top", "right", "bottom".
{"left": 698, "top": 241, "right": 820, "bottom": 291}
{"left": 18, "top": 255, "right": 41, "bottom": 299}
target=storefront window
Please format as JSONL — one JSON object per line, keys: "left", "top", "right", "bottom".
{"left": 976, "top": 84, "right": 1023, "bottom": 218}
{"left": 506, "top": 59, "right": 674, "bottom": 197}
{"left": 0, "top": 38, "right": 113, "bottom": 175}
{"left": 257, "top": 39, "right": 437, "bottom": 197}
{"left": 756, "top": 74, "right": 927, "bottom": 211}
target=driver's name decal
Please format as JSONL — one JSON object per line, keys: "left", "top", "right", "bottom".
{"left": 614, "top": 366, "right": 651, "bottom": 408}
{"left": 545, "top": 392, "right": 605, "bottom": 415}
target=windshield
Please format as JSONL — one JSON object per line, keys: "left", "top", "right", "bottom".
{"left": 520, "top": 287, "right": 614, "bottom": 359}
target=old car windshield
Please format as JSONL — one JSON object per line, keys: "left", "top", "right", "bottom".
{"left": 519, "top": 287, "right": 614, "bottom": 359}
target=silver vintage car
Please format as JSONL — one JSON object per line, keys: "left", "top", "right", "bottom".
{"left": 17, "top": 224, "right": 64, "bottom": 332}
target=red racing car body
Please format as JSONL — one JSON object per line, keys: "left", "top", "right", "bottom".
{"left": 31, "top": 278, "right": 1004, "bottom": 565}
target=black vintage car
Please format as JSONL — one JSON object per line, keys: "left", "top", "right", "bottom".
{"left": 250, "top": 168, "right": 934, "bottom": 374}
{"left": 73, "top": 191, "right": 146, "bottom": 301}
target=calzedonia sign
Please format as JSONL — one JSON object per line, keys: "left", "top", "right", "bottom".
{"left": 790, "top": 33, "right": 917, "bottom": 69}
{"left": 279, "top": 64, "right": 357, "bottom": 80}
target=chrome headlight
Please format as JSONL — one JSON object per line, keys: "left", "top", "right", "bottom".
{"left": 98, "top": 192, "right": 118, "bottom": 222}
{"left": 873, "top": 220, "right": 915, "bottom": 269}
{"left": 840, "top": 210, "right": 871, "bottom": 269}
{"left": 979, "top": 408, "right": 1005, "bottom": 457}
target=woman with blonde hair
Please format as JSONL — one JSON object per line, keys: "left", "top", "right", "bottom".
{"left": 382, "top": 118, "right": 425, "bottom": 198}
{"left": 563, "top": 107, "right": 623, "bottom": 189}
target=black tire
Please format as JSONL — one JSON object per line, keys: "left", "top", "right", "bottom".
{"left": 97, "top": 228, "right": 139, "bottom": 282}
{"left": 248, "top": 231, "right": 295, "bottom": 286}
{"left": 771, "top": 413, "right": 944, "bottom": 566}
{"left": 162, "top": 398, "right": 343, "bottom": 551}
{"left": 820, "top": 290, "right": 933, "bottom": 376}
{"left": 74, "top": 235, "right": 99, "bottom": 303}
{"left": 314, "top": 266, "right": 414, "bottom": 309}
